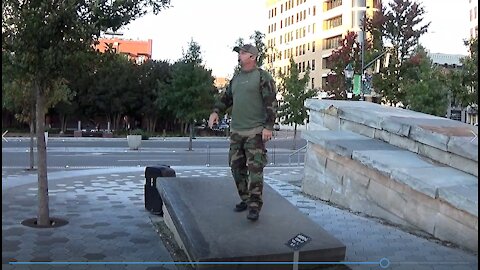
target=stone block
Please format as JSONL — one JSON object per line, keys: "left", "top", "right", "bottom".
{"left": 302, "top": 168, "right": 333, "bottom": 201}
{"left": 387, "top": 133, "right": 419, "bottom": 153}
{"left": 340, "top": 176, "right": 371, "bottom": 212}
{"left": 343, "top": 166, "right": 370, "bottom": 188}
{"left": 373, "top": 129, "right": 391, "bottom": 144}
{"left": 304, "top": 149, "right": 326, "bottom": 175}
{"left": 306, "top": 122, "right": 329, "bottom": 131}
{"left": 339, "top": 119, "right": 376, "bottom": 138}
{"left": 352, "top": 150, "right": 435, "bottom": 179}
{"left": 339, "top": 107, "right": 383, "bottom": 130}
{"left": 417, "top": 143, "right": 451, "bottom": 167}
{"left": 434, "top": 213, "right": 478, "bottom": 252}
{"left": 438, "top": 201, "right": 478, "bottom": 231}
{"left": 438, "top": 183, "right": 478, "bottom": 217}
{"left": 390, "top": 167, "right": 477, "bottom": 200}
{"left": 447, "top": 136, "right": 478, "bottom": 162}
{"left": 366, "top": 179, "right": 407, "bottom": 221}
{"left": 158, "top": 177, "right": 347, "bottom": 267}
{"left": 325, "top": 158, "right": 344, "bottom": 186}
{"left": 380, "top": 118, "right": 411, "bottom": 137}
{"left": 448, "top": 154, "right": 478, "bottom": 177}
{"left": 309, "top": 111, "right": 326, "bottom": 127}
{"left": 323, "top": 114, "right": 340, "bottom": 130}
{"left": 402, "top": 190, "right": 440, "bottom": 234}
{"left": 409, "top": 125, "right": 449, "bottom": 151}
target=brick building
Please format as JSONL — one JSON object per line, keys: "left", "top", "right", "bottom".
{"left": 95, "top": 37, "right": 153, "bottom": 64}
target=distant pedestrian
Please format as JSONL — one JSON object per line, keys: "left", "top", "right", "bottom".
{"left": 208, "top": 44, "right": 277, "bottom": 221}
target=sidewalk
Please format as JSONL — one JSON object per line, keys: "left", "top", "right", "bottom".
{"left": 2, "top": 166, "right": 478, "bottom": 270}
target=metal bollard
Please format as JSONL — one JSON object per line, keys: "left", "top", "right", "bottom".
{"left": 206, "top": 144, "right": 210, "bottom": 167}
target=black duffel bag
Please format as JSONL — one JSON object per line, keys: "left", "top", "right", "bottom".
{"left": 144, "top": 165, "right": 176, "bottom": 215}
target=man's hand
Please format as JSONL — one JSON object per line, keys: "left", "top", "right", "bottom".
{"left": 262, "top": 128, "right": 273, "bottom": 142}
{"left": 208, "top": 112, "right": 219, "bottom": 129}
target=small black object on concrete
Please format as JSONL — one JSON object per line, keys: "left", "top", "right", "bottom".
{"left": 144, "top": 165, "right": 176, "bottom": 215}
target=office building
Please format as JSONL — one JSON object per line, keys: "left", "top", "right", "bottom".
{"left": 265, "top": 0, "right": 381, "bottom": 94}
{"left": 469, "top": 0, "right": 478, "bottom": 39}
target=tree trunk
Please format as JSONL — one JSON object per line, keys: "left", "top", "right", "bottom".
{"left": 188, "top": 122, "right": 193, "bottom": 151}
{"left": 151, "top": 118, "right": 157, "bottom": 133}
{"left": 29, "top": 115, "right": 35, "bottom": 170}
{"left": 183, "top": 122, "right": 188, "bottom": 135}
{"left": 59, "top": 114, "right": 66, "bottom": 134}
{"left": 35, "top": 81, "right": 50, "bottom": 226}
{"left": 292, "top": 123, "right": 298, "bottom": 150}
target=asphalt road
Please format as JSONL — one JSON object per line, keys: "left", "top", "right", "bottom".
{"left": 2, "top": 135, "right": 307, "bottom": 169}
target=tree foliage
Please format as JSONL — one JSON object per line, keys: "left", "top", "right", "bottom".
{"left": 250, "top": 31, "right": 267, "bottom": 67}
{"left": 324, "top": 31, "right": 361, "bottom": 99}
{"left": 166, "top": 40, "right": 216, "bottom": 149}
{"left": 458, "top": 37, "right": 478, "bottom": 107}
{"left": 2, "top": 0, "right": 171, "bottom": 226}
{"left": 373, "top": 0, "right": 430, "bottom": 105}
{"left": 278, "top": 58, "right": 316, "bottom": 148}
{"left": 402, "top": 46, "right": 448, "bottom": 116}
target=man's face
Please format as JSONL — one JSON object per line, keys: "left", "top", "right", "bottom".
{"left": 238, "top": 50, "right": 255, "bottom": 66}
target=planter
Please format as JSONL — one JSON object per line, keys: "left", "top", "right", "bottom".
{"left": 127, "top": 135, "right": 142, "bottom": 150}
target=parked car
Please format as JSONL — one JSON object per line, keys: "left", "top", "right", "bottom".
{"left": 212, "top": 119, "right": 229, "bottom": 131}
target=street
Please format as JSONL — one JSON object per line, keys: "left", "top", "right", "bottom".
{"left": 2, "top": 135, "right": 307, "bottom": 170}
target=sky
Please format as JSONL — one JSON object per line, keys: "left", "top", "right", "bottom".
{"left": 120, "top": 0, "right": 471, "bottom": 78}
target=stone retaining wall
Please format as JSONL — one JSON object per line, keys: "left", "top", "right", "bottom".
{"left": 302, "top": 100, "right": 478, "bottom": 252}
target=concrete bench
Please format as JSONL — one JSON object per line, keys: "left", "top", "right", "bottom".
{"left": 157, "top": 176, "right": 346, "bottom": 269}
{"left": 302, "top": 100, "right": 478, "bottom": 252}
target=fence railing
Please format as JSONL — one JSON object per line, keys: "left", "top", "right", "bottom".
{"left": 288, "top": 145, "right": 307, "bottom": 166}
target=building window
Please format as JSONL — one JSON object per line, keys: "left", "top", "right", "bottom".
{"left": 324, "top": 16, "right": 342, "bottom": 30}
{"left": 324, "top": 0, "right": 342, "bottom": 11}
{"left": 311, "top": 78, "right": 315, "bottom": 89}
{"left": 312, "top": 41, "right": 316, "bottom": 52}
{"left": 323, "top": 35, "right": 342, "bottom": 50}
{"left": 312, "top": 59, "right": 316, "bottom": 70}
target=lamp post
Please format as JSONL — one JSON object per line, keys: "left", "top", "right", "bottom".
{"left": 344, "top": 63, "right": 354, "bottom": 99}
{"left": 360, "top": 6, "right": 369, "bottom": 101}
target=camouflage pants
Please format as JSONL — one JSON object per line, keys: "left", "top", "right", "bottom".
{"left": 229, "top": 133, "right": 267, "bottom": 211}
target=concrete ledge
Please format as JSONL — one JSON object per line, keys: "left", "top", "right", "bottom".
{"left": 305, "top": 99, "right": 478, "bottom": 176}
{"left": 157, "top": 177, "right": 346, "bottom": 269}
{"left": 301, "top": 129, "right": 478, "bottom": 252}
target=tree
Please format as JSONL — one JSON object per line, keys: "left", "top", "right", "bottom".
{"left": 2, "top": 0, "right": 170, "bottom": 227}
{"left": 324, "top": 31, "right": 361, "bottom": 99}
{"left": 250, "top": 31, "right": 267, "bottom": 67}
{"left": 232, "top": 31, "right": 267, "bottom": 73}
{"left": 137, "top": 60, "right": 173, "bottom": 133}
{"left": 402, "top": 46, "right": 448, "bottom": 116}
{"left": 3, "top": 52, "right": 73, "bottom": 170}
{"left": 277, "top": 58, "right": 316, "bottom": 149}
{"left": 459, "top": 37, "right": 478, "bottom": 107}
{"left": 373, "top": 0, "right": 430, "bottom": 105}
{"left": 167, "top": 40, "right": 216, "bottom": 150}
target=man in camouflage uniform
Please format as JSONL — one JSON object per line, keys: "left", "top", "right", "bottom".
{"left": 208, "top": 44, "right": 277, "bottom": 221}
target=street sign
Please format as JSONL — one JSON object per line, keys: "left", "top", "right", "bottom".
{"left": 285, "top": 233, "right": 311, "bottom": 270}
{"left": 353, "top": 75, "right": 361, "bottom": 95}
{"left": 285, "top": 233, "right": 311, "bottom": 251}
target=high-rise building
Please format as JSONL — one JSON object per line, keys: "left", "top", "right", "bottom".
{"left": 95, "top": 37, "right": 153, "bottom": 65}
{"left": 469, "top": 0, "right": 478, "bottom": 39}
{"left": 265, "top": 0, "right": 380, "bottom": 94}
